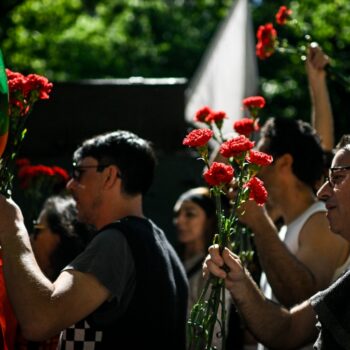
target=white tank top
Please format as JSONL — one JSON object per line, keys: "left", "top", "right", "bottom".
{"left": 258, "top": 201, "right": 325, "bottom": 350}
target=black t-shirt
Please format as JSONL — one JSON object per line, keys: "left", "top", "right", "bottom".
{"left": 310, "top": 269, "right": 350, "bottom": 349}
{"left": 58, "top": 217, "right": 188, "bottom": 349}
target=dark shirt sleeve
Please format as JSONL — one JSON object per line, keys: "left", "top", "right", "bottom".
{"left": 63, "top": 228, "right": 135, "bottom": 302}
{"left": 310, "top": 269, "right": 350, "bottom": 350}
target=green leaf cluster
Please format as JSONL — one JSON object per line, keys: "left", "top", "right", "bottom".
{"left": 2, "top": 0, "right": 231, "bottom": 80}
{"left": 2, "top": 0, "right": 350, "bottom": 140}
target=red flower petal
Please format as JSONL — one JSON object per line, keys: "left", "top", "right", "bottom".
{"left": 194, "top": 106, "right": 213, "bottom": 123}
{"left": 276, "top": 6, "right": 292, "bottom": 26}
{"left": 183, "top": 129, "right": 214, "bottom": 148}
{"left": 203, "top": 162, "right": 234, "bottom": 187}
{"left": 246, "top": 150, "right": 273, "bottom": 166}
{"left": 219, "top": 135, "right": 255, "bottom": 158}
{"left": 234, "top": 118, "right": 259, "bottom": 136}
{"left": 244, "top": 177, "right": 268, "bottom": 206}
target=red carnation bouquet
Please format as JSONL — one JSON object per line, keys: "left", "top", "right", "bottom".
{"left": 16, "top": 159, "right": 69, "bottom": 226}
{"left": 183, "top": 97, "right": 273, "bottom": 349}
{"left": 17, "top": 159, "right": 69, "bottom": 192}
{"left": 0, "top": 52, "right": 53, "bottom": 197}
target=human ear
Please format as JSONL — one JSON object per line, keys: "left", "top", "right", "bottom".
{"left": 275, "top": 153, "right": 293, "bottom": 173}
{"left": 104, "top": 165, "right": 120, "bottom": 189}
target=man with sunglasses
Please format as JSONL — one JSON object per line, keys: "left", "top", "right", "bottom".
{"left": 0, "top": 130, "right": 188, "bottom": 349}
{"left": 205, "top": 142, "right": 350, "bottom": 348}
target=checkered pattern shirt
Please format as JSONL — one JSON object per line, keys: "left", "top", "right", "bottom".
{"left": 58, "top": 320, "right": 103, "bottom": 350}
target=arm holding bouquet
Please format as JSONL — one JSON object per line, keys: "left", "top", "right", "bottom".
{"left": 0, "top": 59, "right": 104, "bottom": 342}
{"left": 203, "top": 246, "right": 318, "bottom": 349}
{"left": 205, "top": 145, "right": 350, "bottom": 349}
{"left": 238, "top": 196, "right": 342, "bottom": 308}
{"left": 0, "top": 196, "right": 110, "bottom": 340}
{"left": 242, "top": 117, "right": 349, "bottom": 310}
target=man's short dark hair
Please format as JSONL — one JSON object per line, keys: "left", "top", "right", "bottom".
{"left": 73, "top": 130, "right": 157, "bottom": 195}
{"left": 261, "top": 117, "right": 324, "bottom": 188}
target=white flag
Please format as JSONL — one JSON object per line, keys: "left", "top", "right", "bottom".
{"left": 185, "top": 0, "right": 258, "bottom": 137}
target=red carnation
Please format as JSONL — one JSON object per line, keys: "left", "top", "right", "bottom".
{"left": 247, "top": 150, "right": 273, "bottom": 166}
{"left": 234, "top": 118, "right": 259, "bottom": 136}
{"left": 194, "top": 106, "right": 213, "bottom": 123}
{"left": 219, "top": 135, "right": 255, "bottom": 158}
{"left": 203, "top": 162, "right": 234, "bottom": 187}
{"left": 183, "top": 129, "right": 214, "bottom": 148}
{"left": 52, "top": 166, "right": 70, "bottom": 182}
{"left": 276, "top": 6, "right": 292, "bottom": 25}
{"left": 243, "top": 96, "right": 266, "bottom": 109}
{"left": 18, "top": 165, "right": 55, "bottom": 189}
{"left": 6, "top": 72, "right": 26, "bottom": 93}
{"left": 6, "top": 69, "right": 53, "bottom": 117}
{"left": 244, "top": 176, "right": 268, "bottom": 206}
{"left": 17, "top": 164, "right": 69, "bottom": 190}
{"left": 205, "top": 111, "right": 227, "bottom": 124}
{"left": 25, "top": 74, "right": 53, "bottom": 100}
{"left": 256, "top": 23, "right": 277, "bottom": 60}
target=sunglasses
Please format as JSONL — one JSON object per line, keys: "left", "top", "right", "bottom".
{"left": 71, "top": 163, "right": 113, "bottom": 181}
{"left": 32, "top": 220, "right": 47, "bottom": 236}
{"left": 325, "top": 165, "right": 350, "bottom": 188}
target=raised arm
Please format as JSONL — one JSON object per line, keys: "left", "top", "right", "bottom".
{"left": 204, "top": 247, "right": 318, "bottom": 349}
{"left": 306, "top": 43, "right": 334, "bottom": 151}
{"left": 0, "top": 196, "right": 110, "bottom": 341}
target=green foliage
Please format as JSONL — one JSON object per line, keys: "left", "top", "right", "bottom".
{"left": 252, "top": 0, "right": 350, "bottom": 142}
{"left": 2, "top": 0, "right": 350, "bottom": 140}
{"left": 2, "top": 0, "right": 232, "bottom": 80}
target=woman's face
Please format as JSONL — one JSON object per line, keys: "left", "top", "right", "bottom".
{"left": 174, "top": 200, "right": 208, "bottom": 245}
{"left": 31, "top": 213, "right": 61, "bottom": 278}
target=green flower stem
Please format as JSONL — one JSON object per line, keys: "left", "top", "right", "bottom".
{"left": 208, "top": 122, "right": 224, "bottom": 146}
{"left": 213, "top": 188, "right": 224, "bottom": 251}
{"left": 0, "top": 111, "right": 30, "bottom": 197}
{"left": 188, "top": 151, "right": 257, "bottom": 349}
{"left": 187, "top": 277, "right": 212, "bottom": 349}
{"left": 217, "top": 128, "right": 224, "bottom": 145}
{"left": 220, "top": 282, "right": 226, "bottom": 350}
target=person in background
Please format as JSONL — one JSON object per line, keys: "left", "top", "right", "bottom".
{"left": 174, "top": 187, "right": 228, "bottom": 349}
{"left": 174, "top": 187, "right": 257, "bottom": 349}
{"left": 31, "top": 195, "right": 94, "bottom": 281}
{"left": 174, "top": 187, "right": 218, "bottom": 311}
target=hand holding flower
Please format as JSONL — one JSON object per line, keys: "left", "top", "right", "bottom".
{"left": 238, "top": 196, "right": 268, "bottom": 233}
{"left": 203, "top": 246, "right": 246, "bottom": 291}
